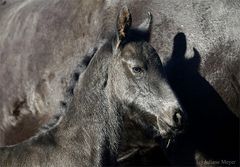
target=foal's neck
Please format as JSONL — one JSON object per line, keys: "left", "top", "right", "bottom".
{"left": 54, "top": 46, "right": 121, "bottom": 165}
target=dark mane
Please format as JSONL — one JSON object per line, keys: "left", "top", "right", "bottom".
{"left": 61, "top": 47, "right": 97, "bottom": 110}
{"left": 39, "top": 47, "right": 98, "bottom": 135}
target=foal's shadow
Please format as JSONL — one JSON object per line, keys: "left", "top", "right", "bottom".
{"left": 164, "top": 33, "right": 239, "bottom": 165}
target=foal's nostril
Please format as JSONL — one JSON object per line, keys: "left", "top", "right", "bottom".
{"left": 173, "top": 110, "right": 183, "bottom": 127}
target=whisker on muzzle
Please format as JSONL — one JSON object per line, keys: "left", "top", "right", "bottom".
{"left": 166, "top": 138, "right": 171, "bottom": 149}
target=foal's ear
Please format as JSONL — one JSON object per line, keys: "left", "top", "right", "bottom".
{"left": 115, "top": 6, "right": 132, "bottom": 48}
{"left": 138, "top": 12, "right": 152, "bottom": 34}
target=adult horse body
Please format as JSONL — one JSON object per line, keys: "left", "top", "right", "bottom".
{"left": 0, "top": 0, "right": 104, "bottom": 145}
{"left": 0, "top": 5, "right": 185, "bottom": 166}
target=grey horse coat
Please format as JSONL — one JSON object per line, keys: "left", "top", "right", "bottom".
{"left": 0, "top": 0, "right": 239, "bottom": 166}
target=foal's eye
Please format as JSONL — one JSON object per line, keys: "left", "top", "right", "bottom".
{"left": 132, "top": 66, "right": 144, "bottom": 73}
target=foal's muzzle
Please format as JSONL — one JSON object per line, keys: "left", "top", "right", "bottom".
{"left": 157, "top": 106, "right": 186, "bottom": 138}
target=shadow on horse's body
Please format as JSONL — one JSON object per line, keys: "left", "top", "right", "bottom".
{"left": 164, "top": 32, "right": 239, "bottom": 165}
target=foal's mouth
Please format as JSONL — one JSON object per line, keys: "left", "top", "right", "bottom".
{"left": 154, "top": 135, "right": 176, "bottom": 150}
{"left": 157, "top": 116, "right": 185, "bottom": 136}
{"left": 153, "top": 121, "right": 186, "bottom": 149}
